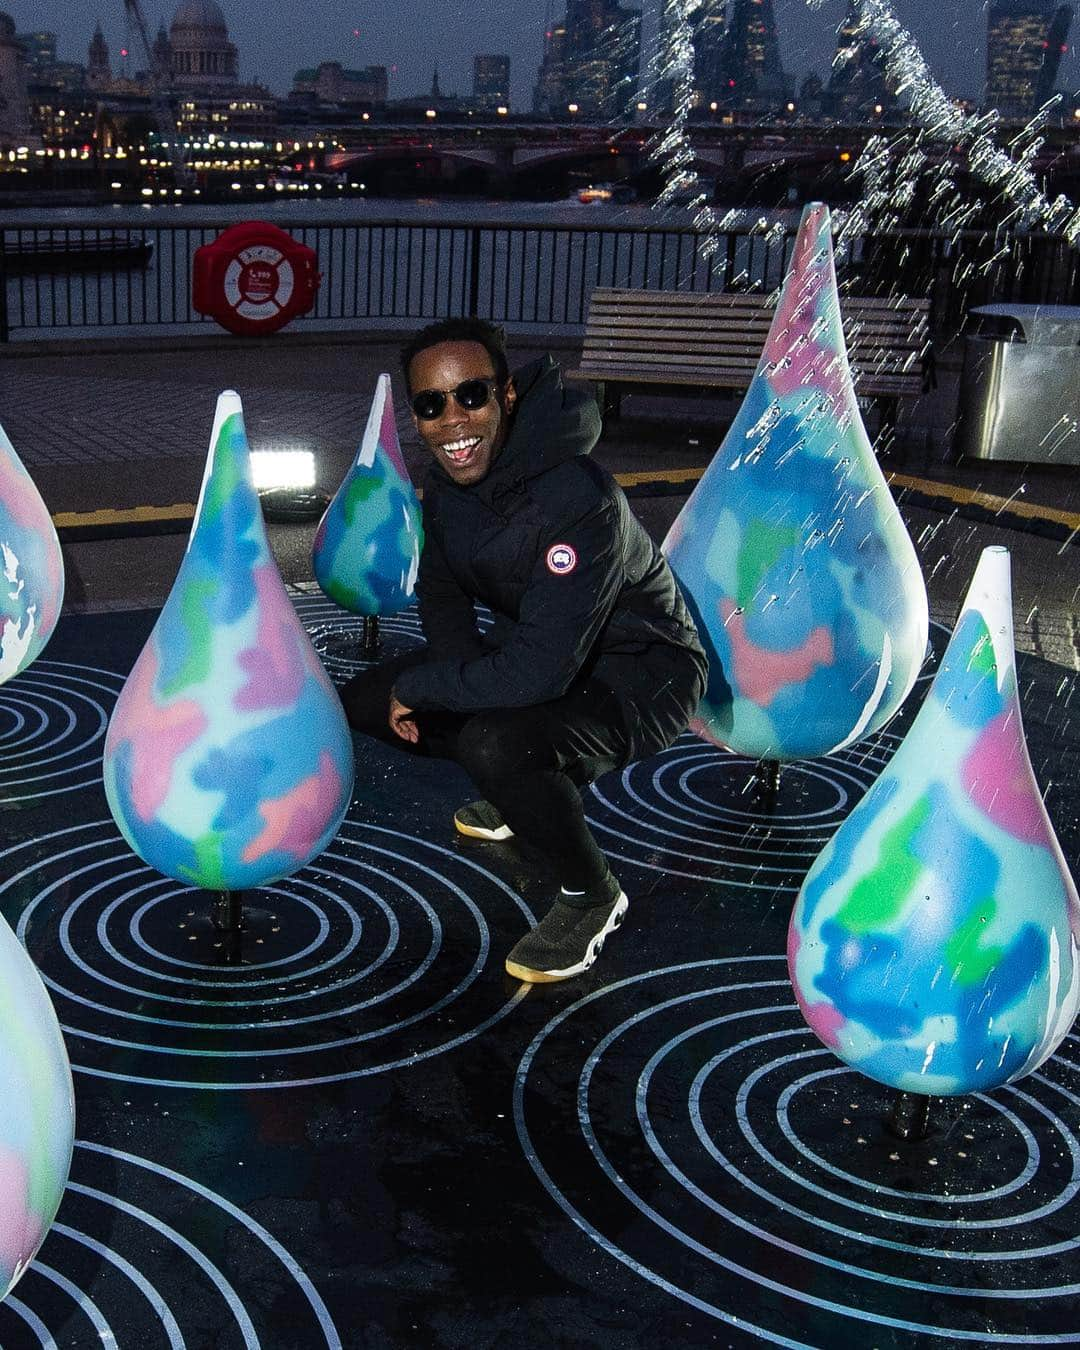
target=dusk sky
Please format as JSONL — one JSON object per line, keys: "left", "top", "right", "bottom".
{"left": 8, "top": 1, "right": 1080, "bottom": 107}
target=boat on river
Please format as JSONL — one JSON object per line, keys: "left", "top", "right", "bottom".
{"left": 0, "top": 231, "right": 154, "bottom": 274}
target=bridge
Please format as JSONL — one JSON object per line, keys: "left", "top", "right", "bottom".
{"left": 316, "top": 118, "right": 1080, "bottom": 202}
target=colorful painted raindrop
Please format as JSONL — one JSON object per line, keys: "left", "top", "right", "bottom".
{"left": 0, "top": 913, "right": 74, "bottom": 1301}
{"left": 0, "top": 421, "right": 64, "bottom": 685}
{"left": 663, "top": 202, "right": 928, "bottom": 760}
{"left": 313, "top": 374, "right": 422, "bottom": 616}
{"left": 103, "top": 391, "right": 355, "bottom": 891}
{"left": 789, "top": 546, "right": 1080, "bottom": 1095}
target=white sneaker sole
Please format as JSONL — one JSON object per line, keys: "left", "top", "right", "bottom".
{"left": 454, "top": 815, "right": 514, "bottom": 841}
{"left": 505, "top": 892, "right": 628, "bottom": 984}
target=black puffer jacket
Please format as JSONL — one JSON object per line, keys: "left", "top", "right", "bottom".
{"left": 394, "top": 357, "right": 707, "bottom": 759}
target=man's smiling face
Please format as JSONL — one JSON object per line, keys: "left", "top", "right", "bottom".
{"left": 408, "top": 340, "right": 516, "bottom": 486}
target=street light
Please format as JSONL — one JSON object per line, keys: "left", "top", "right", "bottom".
{"left": 568, "top": 103, "right": 578, "bottom": 114}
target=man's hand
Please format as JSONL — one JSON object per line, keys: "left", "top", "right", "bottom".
{"left": 389, "top": 694, "right": 419, "bottom": 744}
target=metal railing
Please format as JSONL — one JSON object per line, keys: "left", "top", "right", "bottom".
{"left": 2, "top": 217, "right": 1079, "bottom": 342}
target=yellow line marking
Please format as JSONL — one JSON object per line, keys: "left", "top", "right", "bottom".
{"left": 615, "top": 465, "right": 1079, "bottom": 532}
{"left": 52, "top": 503, "right": 196, "bottom": 529}
{"left": 885, "top": 471, "right": 1080, "bottom": 531}
{"left": 50, "top": 469, "right": 1078, "bottom": 535}
{"left": 614, "top": 467, "right": 705, "bottom": 488}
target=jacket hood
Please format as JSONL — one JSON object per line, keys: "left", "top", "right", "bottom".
{"left": 501, "top": 355, "right": 601, "bottom": 478}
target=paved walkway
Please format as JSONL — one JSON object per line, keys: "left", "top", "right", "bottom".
{"left": 1, "top": 330, "right": 1077, "bottom": 668}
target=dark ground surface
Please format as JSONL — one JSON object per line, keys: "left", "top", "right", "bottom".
{"left": 0, "top": 332, "right": 1077, "bottom": 1348}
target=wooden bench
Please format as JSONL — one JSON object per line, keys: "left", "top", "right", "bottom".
{"left": 566, "top": 287, "right": 934, "bottom": 444}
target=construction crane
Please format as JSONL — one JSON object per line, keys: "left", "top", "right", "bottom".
{"left": 121, "top": 0, "right": 193, "bottom": 185}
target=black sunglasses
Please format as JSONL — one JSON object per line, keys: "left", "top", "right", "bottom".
{"left": 410, "top": 377, "right": 499, "bottom": 422}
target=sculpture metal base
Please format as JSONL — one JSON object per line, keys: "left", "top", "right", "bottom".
{"left": 886, "top": 1090, "right": 934, "bottom": 1141}
{"left": 171, "top": 891, "right": 282, "bottom": 966}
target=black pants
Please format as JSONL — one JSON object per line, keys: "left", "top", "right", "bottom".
{"left": 340, "top": 651, "right": 631, "bottom": 902}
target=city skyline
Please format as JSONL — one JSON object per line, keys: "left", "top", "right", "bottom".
{"left": 6, "top": 0, "right": 1080, "bottom": 107}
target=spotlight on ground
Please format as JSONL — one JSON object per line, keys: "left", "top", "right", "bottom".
{"left": 251, "top": 449, "right": 328, "bottom": 523}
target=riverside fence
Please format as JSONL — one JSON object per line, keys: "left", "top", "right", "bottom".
{"left": 2, "top": 216, "right": 1079, "bottom": 342}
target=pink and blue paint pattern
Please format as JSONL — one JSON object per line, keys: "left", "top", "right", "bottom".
{"left": 789, "top": 546, "right": 1080, "bottom": 1095}
{"left": 0, "top": 421, "right": 64, "bottom": 686}
{"left": 663, "top": 202, "right": 928, "bottom": 761}
{"left": 313, "top": 373, "right": 422, "bottom": 616}
{"left": 0, "top": 911, "right": 74, "bottom": 1300}
{"left": 104, "top": 391, "right": 355, "bottom": 892}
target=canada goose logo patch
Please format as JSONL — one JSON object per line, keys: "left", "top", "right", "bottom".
{"left": 546, "top": 543, "right": 577, "bottom": 575}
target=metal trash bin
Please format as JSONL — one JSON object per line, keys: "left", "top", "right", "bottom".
{"left": 953, "top": 303, "right": 1080, "bottom": 464}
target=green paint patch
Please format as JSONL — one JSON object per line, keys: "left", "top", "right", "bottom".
{"left": 324, "top": 576, "right": 362, "bottom": 611}
{"left": 838, "top": 797, "right": 930, "bottom": 933}
{"left": 184, "top": 833, "right": 227, "bottom": 892}
{"left": 342, "top": 473, "right": 382, "bottom": 525}
{"left": 159, "top": 578, "right": 216, "bottom": 697}
{"left": 736, "top": 521, "right": 799, "bottom": 610}
{"left": 203, "top": 416, "right": 248, "bottom": 521}
{"left": 967, "top": 618, "right": 999, "bottom": 680}
{"left": 944, "top": 899, "right": 1005, "bottom": 986}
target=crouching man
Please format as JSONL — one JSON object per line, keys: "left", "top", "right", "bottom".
{"left": 341, "top": 317, "right": 707, "bottom": 983}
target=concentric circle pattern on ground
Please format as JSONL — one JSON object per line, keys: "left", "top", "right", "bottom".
{"left": 514, "top": 958, "right": 1080, "bottom": 1347}
{"left": 0, "top": 1142, "right": 341, "bottom": 1350}
{"left": 582, "top": 623, "right": 956, "bottom": 892}
{"left": 4, "top": 819, "right": 534, "bottom": 1090}
{"left": 0, "top": 660, "right": 123, "bottom": 800}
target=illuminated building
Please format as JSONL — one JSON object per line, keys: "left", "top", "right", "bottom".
{"left": 533, "top": 0, "right": 641, "bottom": 119}
{"left": 828, "top": 1, "right": 893, "bottom": 119}
{"left": 0, "top": 12, "right": 33, "bottom": 146}
{"left": 716, "top": 0, "right": 788, "bottom": 111}
{"left": 473, "top": 54, "right": 510, "bottom": 110}
{"left": 985, "top": 0, "right": 1073, "bottom": 117}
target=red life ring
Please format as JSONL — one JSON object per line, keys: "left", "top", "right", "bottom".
{"left": 193, "top": 222, "right": 320, "bottom": 336}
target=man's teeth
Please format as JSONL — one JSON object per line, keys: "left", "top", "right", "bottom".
{"left": 442, "top": 437, "right": 481, "bottom": 461}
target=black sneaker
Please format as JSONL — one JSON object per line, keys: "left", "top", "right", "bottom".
{"left": 454, "top": 800, "right": 514, "bottom": 841}
{"left": 505, "top": 889, "right": 629, "bottom": 983}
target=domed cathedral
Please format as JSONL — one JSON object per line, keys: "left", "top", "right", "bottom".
{"left": 0, "top": 11, "right": 33, "bottom": 147}
{"left": 167, "top": 0, "right": 239, "bottom": 88}
{"left": 151, "top": 1, "right": 275, "bottom": 138}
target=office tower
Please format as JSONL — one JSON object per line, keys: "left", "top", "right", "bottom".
{"left": 718, "top": 0, "right": 788, "bottom": 110}
{"left": 533, "top": 0, "right": 642, "bottom": 119}
{"left": 690, "top": 0, "right": 727, "bottom": 106}
{"left": 87, "top": 23, "right": 111, "bottom": 90}
{"left": 828, "top": 1, "right": 891, "bottom": 119}
{"left": 986, "top": 0, "right": 1073, "bottom": 117}
{"left": 14, "top": 29, "right": 56, "bottom": 72}
{"left": 474, "top": 54, "right": 510, "bottom": 109}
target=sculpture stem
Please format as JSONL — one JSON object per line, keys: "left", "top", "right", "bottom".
{"left": 211, "top": 889, "right": 244, "bottom": 933}
{"left": 361, "top": 615, "right": 380, "bottom": 659}
{"left": 758, "top": 759, "right": 781, "bottom": 794}
{"left": 886, "top": 1090, "right": 933, "bottom": 1141}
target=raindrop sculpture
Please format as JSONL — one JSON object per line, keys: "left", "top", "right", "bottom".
{"left": 312, "top": 373, "right": 421, "bottom": 617}
{"left": 103, "top": 391, "right": 354, "bottom": 891}
{"left": 0, "top": 421, "right": 64, "bottom": 685}
{"left": 0, "top": 913, "right": 74, "bottom": 1301}
{"left": 789, "top": 546, "right": 1080, "bottom": 1096}
{"left": 663, "top": 202, "right": 928, "bottom": 761}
